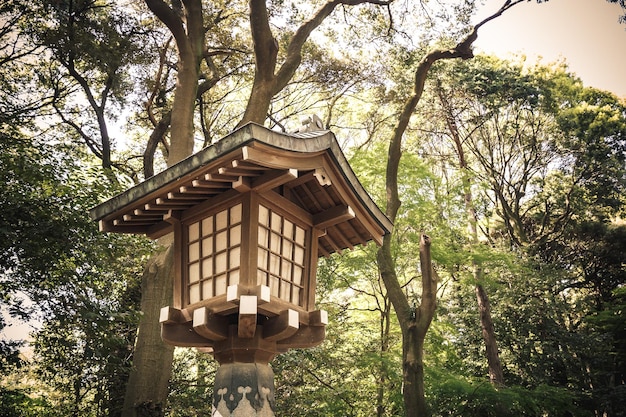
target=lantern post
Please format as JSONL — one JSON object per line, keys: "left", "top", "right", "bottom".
{"left": 90, "top": 122, "right": 392, "bottom": 416}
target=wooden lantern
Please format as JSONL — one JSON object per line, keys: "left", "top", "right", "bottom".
{"left": 90, "top": 122, "right": 392, "bottom": 412}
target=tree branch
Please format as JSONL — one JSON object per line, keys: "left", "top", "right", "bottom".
{"left": 275, "top": 0, "right": 392, "bottom": 93}
{"left": 144, "top": 0, "right": 187, "bottom": 50}
{"left": 249, "top": 0, "right": 279, "bottom": 81}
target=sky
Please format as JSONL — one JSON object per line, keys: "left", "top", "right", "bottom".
{"left": 472, "top": 0, "right": 626, "bottom": 98}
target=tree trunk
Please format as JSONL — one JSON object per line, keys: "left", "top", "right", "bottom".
{"left": 167, "top": 44, "right": 200, "bottom": 164}
{"left": 475, "top": 283, "right": 505, "bottom": 386}
{"left": 403, "top": 326, "right": 428, "bottom": 417}
{"left": 438, "top": 85, "right": 505, "bottom": 387}
{"left": 122, "top": 236, "right": 175, "bottom": 417}
{"left": 239, "top": 0, "right": 384, "bottom": 127}
{"left": 378, "top": 233, "right": 436, "bottom": 417}
{"left": 376, "top": 296, "right": 392, "bottom": 417}
{"left": 123, "top": 2, "right": 205, "bottom": 416}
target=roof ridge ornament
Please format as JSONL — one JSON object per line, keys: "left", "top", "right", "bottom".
{"left": 293, "top": 114, "right": 324, "bottom": 134}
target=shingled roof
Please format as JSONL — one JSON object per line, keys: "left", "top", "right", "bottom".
{"left": 89, "top": 122, "right": 392, "bottom": 257}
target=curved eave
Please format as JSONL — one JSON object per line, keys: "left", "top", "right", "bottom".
{"left": 89, "top": 123, "right": 392, "bottom": 255}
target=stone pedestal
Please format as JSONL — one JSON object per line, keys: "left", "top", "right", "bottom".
{"left": 212, "top": 363, "right": 275, "bottom": 417}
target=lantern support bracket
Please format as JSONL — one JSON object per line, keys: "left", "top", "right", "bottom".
{"left": 193, "top": 307, "right": 229, "bottom": 341}
{"left": 263, "top": 309, "right": 299, "bottom": 342}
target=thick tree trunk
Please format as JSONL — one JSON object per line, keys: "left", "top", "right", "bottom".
{"left": 403, "top": 326, "right": 428, "bottom": 417}
{"left": 122, "top": 236, "right": 175, "bottom": 417}
{"left": 168, "top": 58, "right": 199, "bottom": 164}
{"left": 123, "top": 2, "right": 205, "bottom": 416}
{"left": 378, "top": 234, "right": 436, "bottom": 417}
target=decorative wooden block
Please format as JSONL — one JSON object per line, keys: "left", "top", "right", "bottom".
{"left": 263, "top": 309, "right": 299, "bottom": 342}
{"left": 193, "top": 306, "right": 229, "bottom": 341}
{"left": 238, "top": 295, "right": 258, "bottom": 338}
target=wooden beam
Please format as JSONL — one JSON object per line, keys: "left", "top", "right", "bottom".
{"left": 205, "top": 172, "right": 239, "bottom": 182}
{"left": 314, "top": 168, "right": 332, "bottom": 186}
{"left": 296, "top": 182, "right": 324, "bottom": 212}
{"left": 232, "top": 176, "right": 251, "bottom": 193}
{"left": 276, "top": 325, "right": 325, "bottom": 349}
{"left": 113, "top": 219, "right": 155, "bottom": 226}
{"left": 101, "top": 221, "right": 159, "bottom": 236}
{"left": 232, "top": 160, "right": 266, "bottom": 171}
{"left": 259, "top": 191, "right": 314, "bottom": 226}
{"left": 161, "top": 322, "right": 214, "bottom": 348}
{"left": 192, "top": 307, "right": 229, "bottom": 341}
{"left": 123, "top": 214, "right": 163, "bottom": 222}
{"left": 313, "top": 204, "right": 355, "bottom": 229}
{"left": 167, "top": 192, "right": 206, "bottom": 201}
{"left": 159, "top": 306, "right": 191, "bottom": 324}
{"left": 134, "top": 208, "right": 168, "bottom": 216}
{"left": 241, "top": 145, "right": 325, "bottom": 171}
{"left": 163, "top": 210, "right": 181, "bottom": 224}
{"left": 229, "top": 284, "right": 271, "bottom": 305}
{"left": 146, "top": 202, "right": 187, "bottom": 210}
{"left": 263, "top": 309, "right": 299, "bottom": 342}
{"left": 98, "top": 219, "right": 113, "bottom": 233}
{"left": 191, "top": 179, "right": 228, "bottom": 189}
{"left": 283, "top": 171, "right": 317, "bottom": 188}
{"left": 179, "top": 185, "right": 219, "bottom": 195}
{"left": 218, "top": 166, "right": 263, "bottom": 177}
{"left": 319, "top": 231, "right": 343, "bottom": 255}
{"left": 308, "top": 310, "right": 328, "bottom": 326}
{"left": 250, "top": 169, "right": 298, "bottom": 192}
{"left": 254, "top": 285, "right": 271, "bottom": 305}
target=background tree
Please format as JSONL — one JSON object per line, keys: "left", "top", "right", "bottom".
{"left": 0, "top": 128, "right": 151, "bottom": 416}
{"left": 26, "top": 0, "right": 150, "bottom": 180}
{"left": 375, "top": 2, "right": 532, "bottom": 414}
{"left": 417, "top": 56, "right": 626, "bottom": 416}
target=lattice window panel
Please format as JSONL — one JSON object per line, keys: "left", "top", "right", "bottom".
{"left": 186, "top": 203, "right": 242, "bottom": 305}
{"left": 256, "top": 205, "right": 306, "bottom": 306}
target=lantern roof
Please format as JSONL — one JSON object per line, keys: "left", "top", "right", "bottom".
{"left": 89, "top": 122, "right": 392, "bottom": 256}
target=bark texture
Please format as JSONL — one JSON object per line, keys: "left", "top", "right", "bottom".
{"left": 476, "top": 283, "right": 505, "bottom": 385}
{"left": 123, "top": 2, "right": 205, "bottom": 416}
{"left": 144, "top": 0, "right": 204, "bottom": 166}
{"left": 122, "top": 236, "right": 175, "bottom": 417}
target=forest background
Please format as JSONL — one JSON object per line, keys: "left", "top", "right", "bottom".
{"left": 1, "top": 0, "right": 625, "bottom": 416}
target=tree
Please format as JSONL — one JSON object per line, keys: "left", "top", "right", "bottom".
{"left": 420, "top": 56, "right": 626, "bottom": 416}
{"left": 119, "top": 1, "right": 207, "bottom": 413}
{"left": 0, "top": 122, "right": 150, "bottom": 416}
{"left": 26, "top": 0, "right": 149, "bottom": 179}
{"left": 375, "top": 2, "right": 533, "bottom": 414}
{"left": 238, "top": 0, "right": 392, "bottom": 126}
{"left": 434, "top": 78, "right": 504, "bottom": 386}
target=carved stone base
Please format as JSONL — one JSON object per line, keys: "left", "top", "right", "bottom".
{"left": 212, "top": 363, "right": 275, "bottom": 417}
